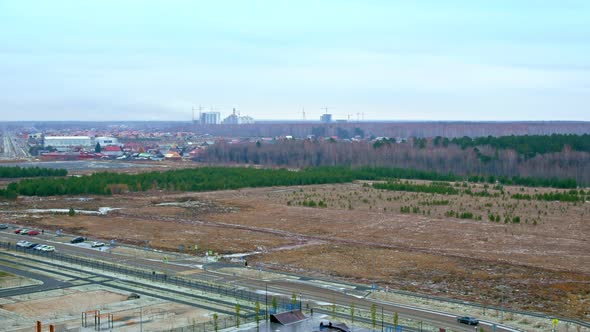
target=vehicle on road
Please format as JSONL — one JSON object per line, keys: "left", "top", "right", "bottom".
{"left": 91, "top": 241, "right": 105, "bottom": 248}
{"left": 457, "top": 316, "right": 479, "bottom": 325}
{"left": 15, "top": 228, "right": 25, "bottom": 234}
{"left": 26, "top": 243, "right": 40, "bottom": 249}
{"left": 27, "top": 230, "right": 40, "bottom": 236}
{"left": 34, "top": 244, "right": 48, "bottom": 250}
{"left": 0, "top": 224, "right": 8, "bottom": 229}
{"left": 70, "top": 236, "right": 85, "bottom": 244}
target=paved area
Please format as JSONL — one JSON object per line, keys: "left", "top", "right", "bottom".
{"left": 0, "top": 261, "right": 72, "bottom": 297}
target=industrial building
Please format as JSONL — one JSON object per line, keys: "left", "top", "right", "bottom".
{"left": 222, "top": 108, "right": 256, "bottom": 125}
{"left": 199, "top": 112, "right": 221, "bottom": 125}
{"left": 95, "top": 137, "right": 119, "bottom": 146}
{"left": 44, "top": 136, "right": 93, "bottom": 151}
{"left": 320, "top": 114, "right": 333, "bottom": 123}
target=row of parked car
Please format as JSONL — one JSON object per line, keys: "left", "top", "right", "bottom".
{"left": 14, "top": 228, "right": 41, "bottom": 236}
{"left": 16, "top": 240, "right": 55, "bottom": 252}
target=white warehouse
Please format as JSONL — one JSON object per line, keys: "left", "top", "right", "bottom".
{"left": 95, "top": 137, "right": 119, "bottom": 146}
{"left": 44, "top": 136, "right": 94, "bottom": 151}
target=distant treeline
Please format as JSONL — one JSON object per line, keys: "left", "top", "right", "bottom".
{"left": 203, "top": 136, "right": 590, "bottom": 185}
{"left": 0, "top": 166, "right": 579, "bottom": 200}
{"left": 0, "top": 166, "right": 67, "bottom": 178}
{"left": 448, "top": 134, "right": 590, "bottom": 157}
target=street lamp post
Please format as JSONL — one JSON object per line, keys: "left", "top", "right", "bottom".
{"left": 139, "top": 307, "right": 143, "bottom": 332}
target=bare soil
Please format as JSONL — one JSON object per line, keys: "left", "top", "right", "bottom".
{"left": 3, "top": 181, "right": 589, "bottom": 320}
{"left": 3, "top": 290, "right": 127, "bottom": 319}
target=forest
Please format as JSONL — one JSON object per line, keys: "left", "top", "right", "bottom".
{"left": 448, "top": 134, "right": 590, "bottom": 157}
{"left": 0, "top": 166, "right": 579, "bottom": 200}
{"left": 202, "top": 134, "right": 590, "bottom": 185}
{"left": 0, "top": 166, "right": 67, "bottom": 178}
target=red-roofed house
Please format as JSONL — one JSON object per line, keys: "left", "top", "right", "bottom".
{"left": 102, "top": 145, "right": 123, "bottom": 157}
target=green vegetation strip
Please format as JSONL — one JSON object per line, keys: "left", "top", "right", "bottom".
{"left": 512, "top": 190, "right": 587, "bottom": 202}
{"left": 0, "top": 166, "right": 67, "bottom": 178}
{"left": 0, "top": 166, "right": 579, "bottom": 200}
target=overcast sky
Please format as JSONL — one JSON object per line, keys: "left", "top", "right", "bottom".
{"left": 1, "top": 1, "right": 589, "bottom": 121}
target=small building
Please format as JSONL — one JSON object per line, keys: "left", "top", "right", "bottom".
{"left": 102, "top": 145, "right": 123, "bottom": 158}
{"left": 28, "top": 133, "right": 43, "bottom": 139}
{"left": 164, "top": 151, "right": 182, "bottom": 160}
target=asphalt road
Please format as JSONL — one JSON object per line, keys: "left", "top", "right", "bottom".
{"left": 0, "top": 259, "right": 72, "bottom": 297}
{"left": 0, "top": 231, "right": 515, "bottom": 332}
{"left": 0, "top": 132, "right": 28, "bottom": 160}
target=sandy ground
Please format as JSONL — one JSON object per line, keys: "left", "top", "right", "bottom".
{"left": 3, "top": 290, "right": 127, "bottom": 319}
{"left": 2, "top": 181, "right": 589, "bottom": 320}
{"left": 0, "top": 285, "right": 219, "bottom": 332}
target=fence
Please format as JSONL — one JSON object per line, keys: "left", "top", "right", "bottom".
{"left": 1, "top": 241, "right": 588, "bottom": 331}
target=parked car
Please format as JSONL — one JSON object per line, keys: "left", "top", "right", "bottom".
{"left": 91, "top": 242, "right": 105, "bottom": 248}
{"left": 34, "top": 244, "right": 48, "bottom": 250}
{"left": 457, "top": 316, "right": 479, "bottom": 326}
{"left": 15, "top": 228, "right": 25, "bottom": 234}
{"left": 0, "top": 224, "right": 8, "bottom": 229}
{"left": 17, "top": 240, "right": 31, "bottom": 247}
{"left": 70, "top": 236, "right": 85, "bottom": 244}
{"left": 27, "top": 230, "right": 40, "bottom": 236}
{"left": 26, "top": 243, "right": 40, "bottom": 249}
{"left": 41, "top": 245, "right": 55, "bottom": 252}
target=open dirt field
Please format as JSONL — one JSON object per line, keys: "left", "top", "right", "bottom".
{"left": 3, "top": 180, "right": 589, "bottom": 320}
{"left": 0, "top": 286, "right": 215, "bottom": 332}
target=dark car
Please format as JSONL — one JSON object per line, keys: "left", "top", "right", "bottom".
{"left": 457, "top": 316, "right": 479, "bottom": 325}
{"left": 26, "top": 243, "right": 40, "bottom": 249}
{"left": 0, "top": 224, "right": 8, "bottom": 229}
{"left": 70, "top": 236, "right": 85, "bottom": 244}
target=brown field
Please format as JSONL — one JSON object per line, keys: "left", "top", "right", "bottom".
{"left": 3, "top": 180, "right": 589, "bottom": 320}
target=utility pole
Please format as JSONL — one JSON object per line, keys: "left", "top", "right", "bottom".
{"left": 501, "top": 270, "right": 505, "bottom": 322}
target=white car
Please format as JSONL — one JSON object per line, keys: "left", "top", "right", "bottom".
{"left": 16, "top": 240, "right": 31, "bottom": 247}
{"left": 91, "top": 242, "right": 105, "bottom": 248}
{"left": 40, "top": 245, "right": 55, "bottom": 252}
